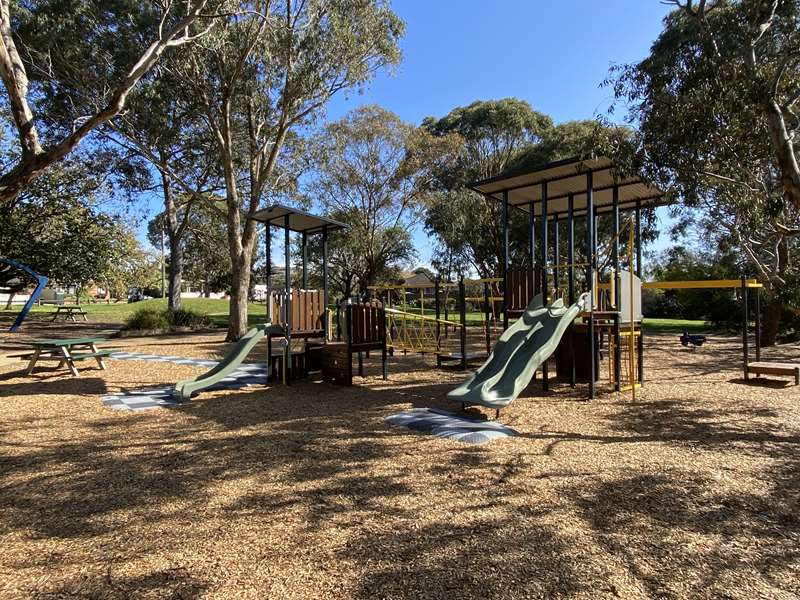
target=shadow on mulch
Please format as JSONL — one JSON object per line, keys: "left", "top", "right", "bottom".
{"left": 565, "top": 457, "right": 800, "bottom": 598}
{"left": 728, "top": 377, "right": 794, "bottom": 389}
{"left": 0, "top": 374, "right": 107, "bottom": 397}
{"left": 24, "top": 566, "right": 209, "bottom": 600}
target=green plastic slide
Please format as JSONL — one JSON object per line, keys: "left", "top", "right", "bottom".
{"left": 174, "top": 323, "right": 284, "bottom": 401}
{"left": 447, "top": 293, "right": 589, "bottom": 410}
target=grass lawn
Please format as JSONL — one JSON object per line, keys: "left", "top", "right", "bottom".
{"left": 0, "top": 297, "right": 271, "bottom": 327}
{"left": 642, "top": 318, "right": 713, "bottom": 334}
{"left": 2, "top": 297, "right": 720, "bottom": 334}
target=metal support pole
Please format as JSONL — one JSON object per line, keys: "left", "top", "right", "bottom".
{"left": 567, "top": 193, "right": 576, "bottom": 388}
{"left": 435, "top": 276, "right": 442, "bottom": 367}
{"left": 501, "top": 192, "right": 510, "bottom": 330}
{"left": 635, "top": 201, "right": 644, "bottom": 384}
{"left": 528, "top": 202, "right": 536, "bottom": 294}
{"left": 541, "top": 182, "right": 549, "bottom": 391}
{"left": 322, "top": 226, "right": 329, "bottom": 340}
{"left": 612, "top": 185, "right": 621, "bottom": 392}
{"left": 284, "top": 215, "right": 292, "bottom": 385}
{"left": 587, "top": 171, "right": 595, "bottom": 400}
{"left": 567, "top": 194, "right": 575, "bottom": 304}
{"left": 742, "top": 276, "right": 749, "bottom": 381}
{"left": 265, "top": 223, "right": 272, "bottom": 382}
{"left": 755, "top": 285, "right": 761, "bottom": 362}
{"left": 459, "top": 277, "right": 467, "bottom": 371}
{"left": 484, "top": 280, "right": 491, "bottom": 356}
{"left": 540, "top": 185, "right": 549, "bottom": 304}
{"left": 553, "top": 214, "right": 560, "bottom": 297}
{"left": 301, "top": 231, "right": 308, "bottom": 289}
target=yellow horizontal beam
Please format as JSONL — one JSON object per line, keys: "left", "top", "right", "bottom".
{"left": 643, "top": 279, "right": 762, "bottom": 290}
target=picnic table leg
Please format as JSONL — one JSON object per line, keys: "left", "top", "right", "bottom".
{"left": 60, "top": 346, "right": 79, "bottom": 376}
{"left": 69, "top": 311, "right": 76, "bottom": 323}
{"left": 82, "top": 311, "right": 88, "bottom": 322}
{"left": 50, "top": 310, "right": 58, "bottom": 322}
{"left": 89, "top": 343, "right": 107, "bottom": 370}
{"left": 25, "top": 347, "right": 42, "bottom": 375}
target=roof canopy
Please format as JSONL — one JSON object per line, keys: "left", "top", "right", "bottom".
{"left": 470, "top": 155, "right": 670, "bottom": 218}
{"left": 251, "top": 204, "right": 347, "bottom": 234}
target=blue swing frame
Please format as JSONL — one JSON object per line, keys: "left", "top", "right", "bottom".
{"left": 1, "top": 259, "right": 48, "bottom": 332}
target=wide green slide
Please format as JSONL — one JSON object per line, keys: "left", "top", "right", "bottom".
{"left": 174, "top": 323, "right": 284, "bottom": 401}
{"left": 447, "top": 293, "right": 589, "bottom": 410}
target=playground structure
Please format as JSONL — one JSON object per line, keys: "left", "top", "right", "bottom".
{"left": 448, "top": 292, "right": 590, "bottom": 416}
{"left": 466, "top": 155, "right": 663, "bottom": 400}
{"left": 0, "top": 259, "right": 48, "bottom": 332}
{"left": 322, "top": 300, "right": 387, "bottom": 386}
{"left": 254, "top": 204, "right": 345, "bottom": 384}
{"left": 369, "top": 277, "right": 504, "bottom": 370}
{"left": 644, "top": 277, "right": 798, "bottom": 385}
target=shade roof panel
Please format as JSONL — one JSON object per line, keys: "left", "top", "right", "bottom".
{"left": 470, "top": 155, "right": 672, "bottom": 217}
{"left": 251, "top": 204, "right": 347, "bottom": 234}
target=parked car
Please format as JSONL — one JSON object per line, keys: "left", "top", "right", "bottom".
{"left": 127, "top": 288, "right": 152, "bottom": 303}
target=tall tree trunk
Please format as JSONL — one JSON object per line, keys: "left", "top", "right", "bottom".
{"left": 228, "top": 249, "right": 252, "bottom": 341}
{"left": 161, "top": 169, "right": 183, "bottom": 311}
{"left": 167, "top": 237, "right": 182, "bottom": 311}
{"left": 761, "top": 293, "right": 783, "bottom": 347}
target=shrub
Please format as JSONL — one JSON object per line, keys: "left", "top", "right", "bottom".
{"left": 168, "top": 308, "right": 211, "bottom": 328}
{"left": 124, "top": 307, "right": 211, "bottom": 331}
{"left": 124, "top": 307, "right": 170, "bottom": 331}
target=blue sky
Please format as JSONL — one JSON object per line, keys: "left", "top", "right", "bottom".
{"left": 321, "top": 0, "right": 677, "bottom": 267}
{"left": 137, "top": 1, "right": 676, "bottom": 266}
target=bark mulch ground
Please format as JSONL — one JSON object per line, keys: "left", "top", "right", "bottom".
{"left": 0, "top": 327, "right": 798, "bottom": 599}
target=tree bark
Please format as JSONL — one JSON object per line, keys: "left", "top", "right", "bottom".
{"left": 227, "top": 248, "right": 253, "bottom": 341}
{"left": 761, "top": 293, "right": 782, "bottom": 347}
{"left": 0, "top": 0, "right": 213, "bottom": 206}
{"left": 167, "top": 240, "right": 182, "bottom": 311}
{"left": 161, "top": 168, "right": 183, "bottom": 311}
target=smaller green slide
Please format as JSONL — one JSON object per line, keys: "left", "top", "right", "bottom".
{"left": 174, "top": 323, "right": 284, "bottom": 401}
{"left": 447, "top": 293, "right": 589, "bottom": 411}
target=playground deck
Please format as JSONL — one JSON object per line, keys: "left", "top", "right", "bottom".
{"left": 0, "top": 327, "right": 798, "bottom": 599}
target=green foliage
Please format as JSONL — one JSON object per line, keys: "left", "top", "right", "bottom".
{"left": 148, "top": 201, "right": 231, "bottom": 295}
{"left": 168, "top": 308, "right": 211, "bottom": 328}
{"left": 645, "top": 246, "right": 742, "bottom": 326}
{"left": 124, "top": 306, "right": 210, "bottom": 331}
{"left": 422, "top": 98, "right": 553, "bottom": 277}
{"left": 124, "top": 307, "right": 171, "bottom": 331}
{"left": 608, "top": 1, "right": 800, "bottom": 340}
{"left": 304, "top": 105, "right": 455, "bottom": 297}
{"left": 0, "top": 151, "right": 153, "bottom": 291}
{"left": 423, "top": 103, "right": 653, "bottom": 278}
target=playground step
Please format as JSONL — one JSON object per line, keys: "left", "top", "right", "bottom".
{"left": 748, "top": 361, "right": 800, "bottom": 385}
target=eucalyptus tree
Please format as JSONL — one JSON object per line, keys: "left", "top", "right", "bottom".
{"left": 105, "top": 70, "right": 223, "bottom": 311}
{"left": 0, "top": 149, "right": 146, "bottom": 293}
{"left": 303, "top": 105, "right": 457, "bottom": 298}
{"left": 177, "top": 0, "right": 404, "bottom": 340}
{"left": 0, "top": 0, "right": 230, "bottom": 205}
{"left": 421, "top": 98, "right": 553, "bottom": 277}
{"left": 609, "top": 0, "right": 800, "bottom": 343}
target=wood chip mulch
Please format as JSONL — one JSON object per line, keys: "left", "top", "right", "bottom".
{"left": 0, "top": 328, "right": 798, "bottom": 599}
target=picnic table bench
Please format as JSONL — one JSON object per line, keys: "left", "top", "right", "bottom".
{"left": 50, "top": 305, "right": 88, "bottom": 322}
{"left": 25, "top": 337, "right": 115, "bottom": 377}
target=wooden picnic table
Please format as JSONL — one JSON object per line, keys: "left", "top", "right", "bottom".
{"left": 50, "top": 305, "right": 88, "bottom": 322}
{"left": 25, "top": 337, "right": 114, "bottom": 377}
